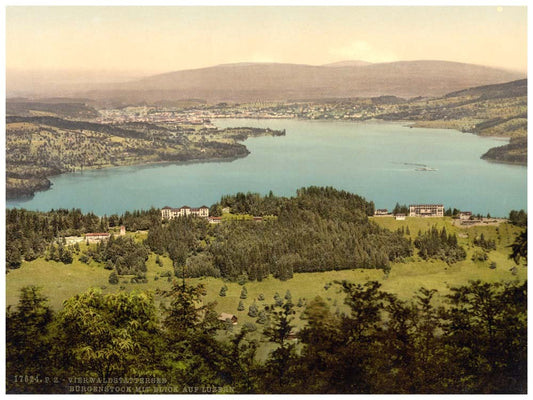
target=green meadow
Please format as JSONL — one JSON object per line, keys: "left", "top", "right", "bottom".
{"left": 6, "top": 217, "right": 526, "bottom": 329}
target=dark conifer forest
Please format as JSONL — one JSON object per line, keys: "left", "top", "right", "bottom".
{"left": 6, "top": 279, "right": 527, "bottom": 394}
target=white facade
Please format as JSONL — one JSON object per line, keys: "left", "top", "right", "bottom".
{"left": 161, "top": 206, "right": 209, "bottom": 219}
{"left": 85, "top": 233, "right": 111, "bottom": 243}
{"left": 374, "top": 209, "right": 389, "bottom": 216}
{"left": 409, "top": 204, "right": 444, "bottom": 217}
{"left": 459, "top": 212, "right": 472, "bottom": 220}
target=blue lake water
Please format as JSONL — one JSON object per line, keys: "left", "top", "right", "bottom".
{"left": 6, "top": 119, "right": 527, "bottom": 217}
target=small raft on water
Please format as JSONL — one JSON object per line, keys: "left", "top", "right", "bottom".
{"left": 415, "top": 167, "right": 438, "bottom": 171}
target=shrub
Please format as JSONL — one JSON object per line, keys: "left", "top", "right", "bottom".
{"left": 108, "top": 271, "right": 119, "bottom": 285}
{"left": 237, "top": 273, "right": 248, "bottom": 285}
{"left": 472, "top": 250, "right": 488, "bottom": 262}
{"left": 242, "top": 322, "right": 257, "bottom": 332}
{"left": 285, "top": 290, "right": 292, "bottom": 301}
{"left": 274, "top": 292, "right": 283, "bottom": 307}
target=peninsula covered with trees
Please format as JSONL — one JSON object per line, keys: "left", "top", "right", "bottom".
{"left": 5, "top": 109, "right": 284, "bottom": 198}
{"left": 7, "top": 188, "right": 409, "bottom": 277}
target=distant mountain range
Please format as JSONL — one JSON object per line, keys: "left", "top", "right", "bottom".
{"left": 7, "top": 60, "right": 525, "bottom": 104}
{"left": 77, "top": 60, "right": 525, "bottom": 104}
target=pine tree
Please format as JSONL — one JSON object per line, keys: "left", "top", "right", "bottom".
{"left": 274, "top": 292, "right": 283, "bottom": 306}
{"left": 219, "top": 285, "right": 228, "bottom": 297}
{"left": 284, "top": 290, "right": 292, "bottom": 303}
{"left": 240, "top": 286, "right": 248, "bottom": 299}
{"left": 238, "top": 300, "right": 245, "bottom": 311}
{"left": 248, "top": 302, "right": 258, "bottom": 317}
{"left": 256, "top": 310, "right": 267, "bottom": 324}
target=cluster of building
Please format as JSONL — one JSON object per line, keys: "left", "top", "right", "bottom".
{"left": 97, "top": 107, "right": 216, "bottom": 128}
{"left": 64, "top": 226, "right": 126, "bottom": 245}
{"left": 161, "top": 203, "right": 467, "bottom": 222}
{"left": 374, "top": 204, "right": 479, "bottom": 221}
{"left": 85, "top": 225, "right": 127, "bottom": 243}
{"left": 161, "top": 206, "right": 269, "bottom": 224}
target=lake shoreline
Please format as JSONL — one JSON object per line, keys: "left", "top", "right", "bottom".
{"left": 6, "top": 119, "right": 526, "bottom": 216}
{"left": 6, "top": 120, "right": 285, "bottom": 201}
{"left": 6, "top": 117, "right": 520, "bottom": 202}
{"left": 5, "top": 152, "right": 251, "bottom": 201}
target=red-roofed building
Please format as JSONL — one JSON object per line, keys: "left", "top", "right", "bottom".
{"left": 218, "top": 313, "right": 238, "bottom": 325}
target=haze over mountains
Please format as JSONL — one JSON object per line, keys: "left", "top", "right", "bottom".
{"left": 8, "top": 60, "right": 525, "bottom": 104}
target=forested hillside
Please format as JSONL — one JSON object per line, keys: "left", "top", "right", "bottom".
{"left": 7, "top": 278, "right": 526, "bottom": 393}
{"left": 5, "top": 186, "right": 527, "bottom": 394}
{"left": 481, "top": 136, "right": 527, "bottom": 164}
{"left": 6, "top": 188, "right": 411, "bottom": 279}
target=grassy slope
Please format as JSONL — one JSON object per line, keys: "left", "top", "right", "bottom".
{"left": 6, "top": 218, "right": 525, "bottom": 361}
{"left": 7, "top": 218, "right": 525, "bottom": 312}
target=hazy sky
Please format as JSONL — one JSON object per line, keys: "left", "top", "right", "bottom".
{"left": 6, "top": 6, "right": 528, "bottom": 74}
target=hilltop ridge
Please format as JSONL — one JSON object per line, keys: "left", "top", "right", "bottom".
{"left": 94, "top": 60, "right": 524, "bottom": 103}
{"left": 10, "top": 60, "right": 520, "bottom": 104}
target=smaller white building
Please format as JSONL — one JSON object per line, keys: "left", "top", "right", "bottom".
{"left": 65, "top": 236, "right": 84, "bottom": 245}
{"left": 459, "top": 211, "right": 472, "bottom": 221}
{"left": 374, "top": 209, "right": 389, "bottom": 216}
{"left": 395, "top": 214, "right": 406, "bottom": 220}
{"left": 85, "top": 233, "right": 111, "bottom": 243}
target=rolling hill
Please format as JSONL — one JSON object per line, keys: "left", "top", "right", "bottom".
{"left": 81, "top": 60, "right": 525, "bottom": 104}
